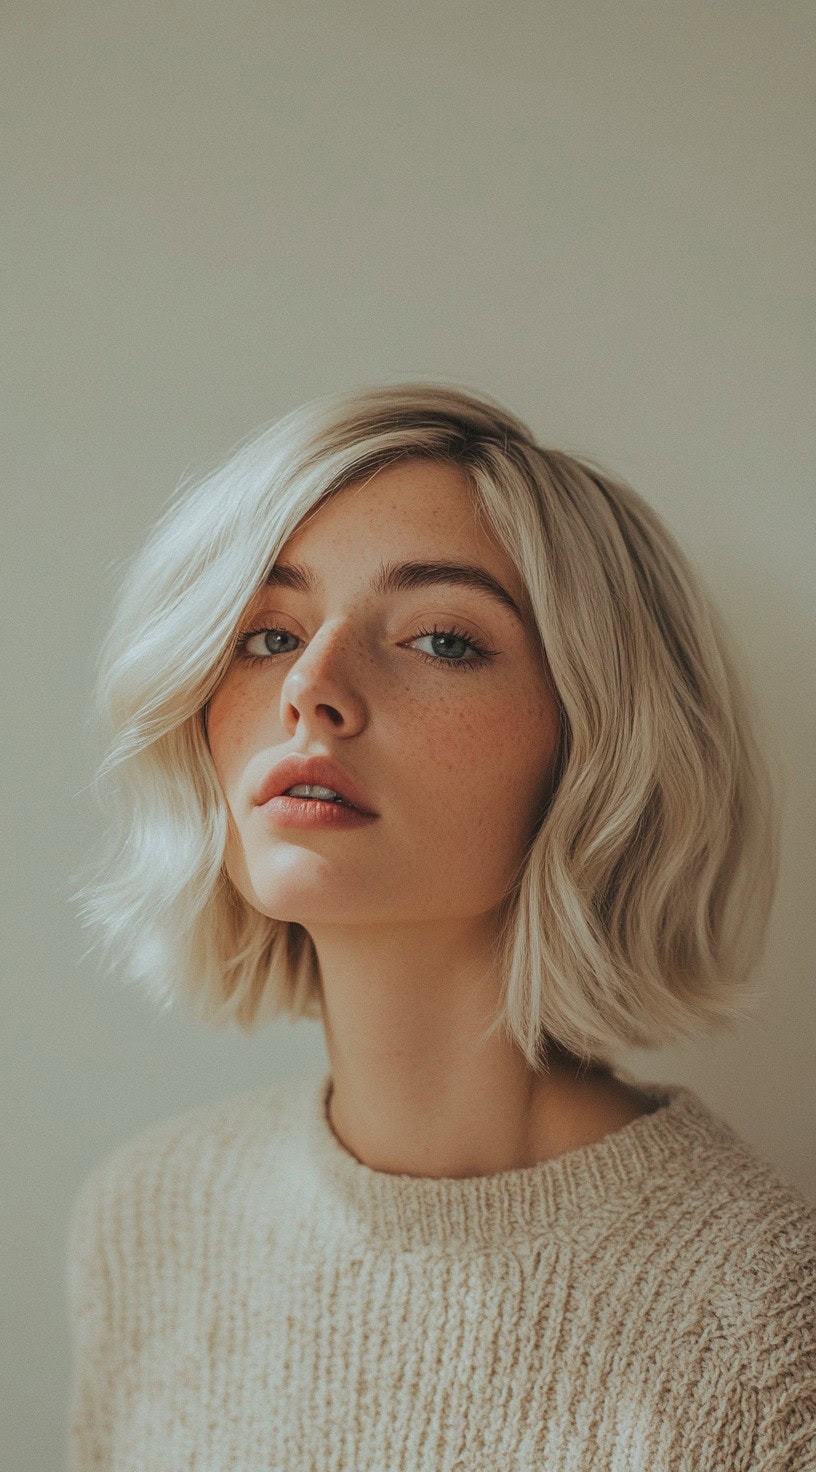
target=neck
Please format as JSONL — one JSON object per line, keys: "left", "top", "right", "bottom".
{"left": 309, "top": 920, "right": 609, "bottom": 1177}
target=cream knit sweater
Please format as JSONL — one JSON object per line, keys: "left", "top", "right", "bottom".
{"left": 64, "top": 1066, "right": 816, "bottom": 1471}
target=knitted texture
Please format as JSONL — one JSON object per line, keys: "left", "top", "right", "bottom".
{"left": 64, "top": 1067, "right": 816, "bottom": 1471}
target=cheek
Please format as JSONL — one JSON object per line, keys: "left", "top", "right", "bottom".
{"left": 204, "top": 679, "right": 256, "bottom": 790}
{"left": 198, "top": 694, "right": 250, "bottom": 824}
{"left": 411, "top": 686, "right": 558, "bottom": 834}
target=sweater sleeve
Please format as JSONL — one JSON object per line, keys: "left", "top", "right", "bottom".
{"left": 63, "top": 1160, "right": 120, "bottom": 1471}
{"left": 744, "top": 1217, "right": 816, "bottom": 1471}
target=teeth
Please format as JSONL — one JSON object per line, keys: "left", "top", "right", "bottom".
{"left": 284, "top": 784, "right": 346, "bottom": 803}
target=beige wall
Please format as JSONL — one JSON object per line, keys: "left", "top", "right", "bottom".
{"left": 2, "top": 2, "right": 814, "bottom": 1465}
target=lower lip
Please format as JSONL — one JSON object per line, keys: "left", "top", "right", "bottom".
{"left": 256, "top": 796, "right": 378, "bottom": 828}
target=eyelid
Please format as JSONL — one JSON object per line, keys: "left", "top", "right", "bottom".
{"left": 239, "top": 603, "right": 499, "bottom": 643}
{"left": 235, "top": 615, "right": 494, "bottom": 648}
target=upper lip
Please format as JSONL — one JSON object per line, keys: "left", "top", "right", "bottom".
{"left": 253, "top": 754, "right": 378, "bottom": 815}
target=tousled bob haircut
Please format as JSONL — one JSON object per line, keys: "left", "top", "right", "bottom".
{"left": 71, "top": 382, "right": 783, "bottom": 1075}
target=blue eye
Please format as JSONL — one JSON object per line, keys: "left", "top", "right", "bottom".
{"left": 234, "top": 622, "right": 498, "bottom": 673}
{"left": 409, "top": 625, "right": 495, "bottom": 671}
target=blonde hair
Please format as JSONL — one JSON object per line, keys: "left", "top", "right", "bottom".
{"left": 70, "top": 382, "right": 783, "bottom": 1074}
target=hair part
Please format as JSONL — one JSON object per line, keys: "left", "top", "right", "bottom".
{"left": 69, "top": 381, "right": 784, "bottom": 1074}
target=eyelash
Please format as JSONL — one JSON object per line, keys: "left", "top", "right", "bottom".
{"left": 233, "top": 622, "right": 498, "bottom": 674}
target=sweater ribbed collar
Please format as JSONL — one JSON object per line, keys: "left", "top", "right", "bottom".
{"left": 280, "top": 1067, "right": 715, "bottom": 1253}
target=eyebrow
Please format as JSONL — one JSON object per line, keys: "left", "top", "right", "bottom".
{"left": 264, "top": 558, "right": 526, "bottom": 624}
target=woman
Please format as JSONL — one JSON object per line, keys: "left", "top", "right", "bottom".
{"left": 66, "top": 383, "right": 815, "bottom": 1470}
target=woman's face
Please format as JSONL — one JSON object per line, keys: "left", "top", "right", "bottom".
{"left": 204, "top": 457, "right": 562, "bottom": 929}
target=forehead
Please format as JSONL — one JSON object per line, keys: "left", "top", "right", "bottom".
{"left": 282, "top": 458, "right": 522, "bottom": 587}
{"left": 244, "top": 458, "right": 546, "bottom": 649}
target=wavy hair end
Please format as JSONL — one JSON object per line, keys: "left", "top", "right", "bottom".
{"left": 69, "top": 382, "right": 784, "bottom": 1074}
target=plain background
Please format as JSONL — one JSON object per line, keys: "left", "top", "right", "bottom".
{"left": 2, "top": 2, "right": 814, "bottom": 1466}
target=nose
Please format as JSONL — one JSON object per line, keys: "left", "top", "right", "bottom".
{"left": 279, "top": 624, "right": 367, "bottom": 734}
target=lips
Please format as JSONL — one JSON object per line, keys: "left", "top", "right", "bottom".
{"left": 253, "top": 754, "right": 378, "bottom": 816}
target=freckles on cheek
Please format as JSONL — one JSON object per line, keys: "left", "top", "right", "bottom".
{"left": 460, "top": 706, "right": 506, "bottom": 759}
{"left": 206, "top": 683, "right": 259, "bottom": 785}
{"left": 419, "top": 706, "right": 500, "bottom": 790}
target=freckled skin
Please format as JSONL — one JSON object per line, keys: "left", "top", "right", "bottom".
{"left": 203, "top": 457, "right": 653, "bottom": 1177}
{"left": 205, "top": 459, "right": 560, "bottom": 933}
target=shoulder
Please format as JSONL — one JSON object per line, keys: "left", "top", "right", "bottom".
{"left": 717, "top": 1157, "right": 816, "bottom": 1338}
{"left": 587, "top": 1077, "right": 816, "bottom": 1328}
{"left": 634, "top": 1085, "right": 816, "bottom": 1341}
{"left": 612, "top": 1092, "right": 816, "bottom": 1463}
{"left": 66, "top": 1075, "right": 297, "bottom": 1263}
{"left": 723, "top": 1165, "right": 816, "bottom": 1468}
